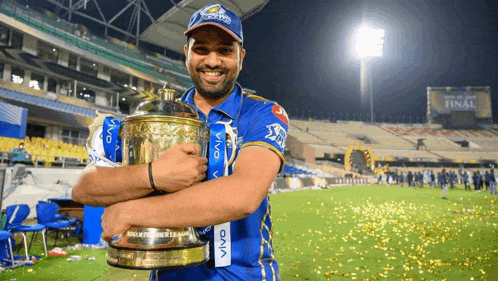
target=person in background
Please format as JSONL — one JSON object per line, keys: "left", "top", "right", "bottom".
{"left": 11, "top": 142, "right": 28, "bottom": 165}
{"left": 478, "top": 171, "right": 484, "bottom": 191}
{"left": 407, "top": 171, "right": 413, "bottom": 187}
{"left": 398, "top": 172, "right": 404, "bottom": 187}
{"left": 449, "top": 171, "right": 456, "bottom": 189}
{"left": 490, "top": 169, "right": 497, "bottom": 195}
{"left": 472, "top": 171, "right": 480, "bottom": 191}
{"left": 441, "top": 169, "right": 448, "bottom": 199}
{"left": 484, "top": 171, "right": 491, "bottom": 191}
{"left": 430, "top": 171, "right": 436, "bottom": 189}
{"left": 462, "top": 171, "right": 470, "bottom": 191}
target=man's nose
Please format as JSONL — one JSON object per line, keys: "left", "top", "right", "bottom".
{"left": 204, "top": 51, "right": 221, "bottom": 68}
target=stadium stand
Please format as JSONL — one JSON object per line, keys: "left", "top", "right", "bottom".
{"left": 471, "top": 140, "right": 498, "bottom": 151}
{"left": 0, "top": 136, "right": 88, "bottom": 167}
{"left": 287, "top": 118, "right": 498, "bottom": 171}
{"left": 288, "top": 126, "right": 325, "bottom": 145}
{"left": 0, "top": 87, "right": 96, "bottom": 117}
{"left": 383, "top": 126, "right": 495, "bottom": 138}
{"left": 0, "top": 0, "right": 190, "bottom": 90}
{"left": 415, "top": 138, "right": 462, "bottom": 151}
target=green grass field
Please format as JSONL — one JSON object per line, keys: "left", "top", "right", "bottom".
{"left": 2, "top": 184, "right": 497, "bottom": 280}
{"left": 273, "top": 185, "right": 498, "bottom": 280}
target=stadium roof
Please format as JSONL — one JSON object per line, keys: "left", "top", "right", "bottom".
{"left": 140, "top": 0, "right": 269, "bottom": 54}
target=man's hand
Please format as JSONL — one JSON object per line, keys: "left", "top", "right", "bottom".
{"left": 101, "top": 201, "right": 132, "bottom": 242}
{"left": 152, "top": 143, "right": 208, "bottom": 193}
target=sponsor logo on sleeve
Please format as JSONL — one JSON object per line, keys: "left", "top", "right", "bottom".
{"left": 271, "top": 104, "right": 289, "bottom": 125}
{"left": 265, "top": 123, "right": 287, "bottom": 149}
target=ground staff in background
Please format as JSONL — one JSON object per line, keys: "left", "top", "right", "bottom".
{"left": 485, "top": 171, "right": 491, "bottom": 191}
{"left": 473, "top": 172, "right": 479, "bottom": 191}
{"left": 441, "top": 169, "right": 448, "bottom": 199}
{"left": 489, "top": 169, "right": 496, "bottom": 195}
{"left": 429, "top": 172, "right": 435, "bottom": 189}
{"left": 478, "top": 171, "right": 484, "bottom": 190}
{"left": 407, "top": 172, "right": 413, "bottom": 187}
{"left": 449, "top": 171, "right": 456, "bottom": 189}
{"left": 463, "top": 171, "right": 470, "bottom": 191}
{"left": 72, "top": 4, "right": 288, "bottom": 280}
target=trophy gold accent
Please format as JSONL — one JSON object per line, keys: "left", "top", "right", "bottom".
{"left": 106, "top": 84, "right": 210, "bottom": 270}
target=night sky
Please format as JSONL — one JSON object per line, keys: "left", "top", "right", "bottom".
{"left": 24, "top": 0, "right": 498, "bottom": 122}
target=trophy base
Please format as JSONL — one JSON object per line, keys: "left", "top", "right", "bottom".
{"left": 107, "top": 242, "right": 209, "bottom": 270}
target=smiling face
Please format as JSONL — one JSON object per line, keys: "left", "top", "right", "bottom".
{"left": 184, "top": 25, "right": 245, "bottom": 99}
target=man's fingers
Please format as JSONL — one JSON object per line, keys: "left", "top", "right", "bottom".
{"left": 198, "top": 157, "right": 208, "bottom": 165}
{"left": 195, "top": 173, "right": 206, "bottom": 182}
{"left": 177, "top": 143, "right": 198, "bottom": 155}
{"left": 198, "top": 164, "right": 208, "bottom": 173}
{"left": 101, "top": 233, "right": 111, "bottom": 242}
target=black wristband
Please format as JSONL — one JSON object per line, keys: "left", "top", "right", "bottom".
{"left": 148, "top": 162, "right": 158, "bottom": 192}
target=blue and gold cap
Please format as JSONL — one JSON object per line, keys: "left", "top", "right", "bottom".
{"left": 184, "top": 3, "right": 243, "bottom": 43}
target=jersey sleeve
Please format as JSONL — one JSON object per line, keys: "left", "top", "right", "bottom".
{"left": 241, "top": 102, "right": 289, "bottom": 172}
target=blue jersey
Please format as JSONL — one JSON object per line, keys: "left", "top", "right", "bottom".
{"left": 151, "top": 84, "right": 288, "bottom": 281}
{"left": 440, "top": 174, "right": 448, "bottom": 184}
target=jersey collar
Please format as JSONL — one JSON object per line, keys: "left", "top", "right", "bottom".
{"left": 180, "top": 83, "right": 243, "bottom": 119}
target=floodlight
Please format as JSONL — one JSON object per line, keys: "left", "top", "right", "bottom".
{"left": 351, "top": 23, "right": 386, "bottom": 123}
{"left": 354, "top": 25, "right": 385, "bottom": 59}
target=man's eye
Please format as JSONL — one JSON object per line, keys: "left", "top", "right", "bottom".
{"left": 194, "top": 47, "right": 208, "bottom": 53}
{"left": 220, "top": 48, "right": 233, "bottom": 54}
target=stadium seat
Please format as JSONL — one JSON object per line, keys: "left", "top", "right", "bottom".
{"left": 4, "top": 204, "right": 48, "bottom": 260}
{"left": 36, "top": 201, "right": 79, "bottom": 248}
{"left": 0, "top": 230, "right": 15, "bottom": 268}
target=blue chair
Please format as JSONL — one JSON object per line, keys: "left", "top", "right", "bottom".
{"left": 0, "top": 231, "right": 15, "bottom": 267}
{"left": 36, "top": 201, "right": 77, "bottom": 248}
{"left": 4, "top": 204, "right": 48, "bottom": 260}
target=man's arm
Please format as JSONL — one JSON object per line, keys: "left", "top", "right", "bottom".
{"left": 101, "top": 146, "right": 280, "bottom": 241}
{"left": 72, "top": 143, "right": 208, "bottom": 207}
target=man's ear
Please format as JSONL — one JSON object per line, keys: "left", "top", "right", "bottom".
{"left": 239, "top": 48, "right": 246, "bottom": 71}
{"left": 184, "top": 44, "right": 189, "bottom": 68}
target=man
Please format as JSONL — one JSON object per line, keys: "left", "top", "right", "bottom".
{"left": 407, "top": 171, "right": 413, "bottom": 187}
{"left": 463, "top": 171, "right": 470, "bottom": 191}
{"left": 429, "top": 171, "right": 435, "bottom": 189}
{"left": 418, "top": 172, "right": 424, "bottom": 188}
{"left": 478, "top": 171, "right": 484, "bottom": 190}
{"left": 398, "top": 172, "right": 404, "bottom": 187}
{"left": 473, "top": 171, "right": 480, "bottom": 191}
{"left": 72, "top": 4, "right": 287, "bottom": 281}
{"left": 441, "top": 169, "right": 448, "bottom": 199}
{"left": 449, "top": 171, "right": 456, "bottom": 189}
{"left": 489, "top": 169, "right": 496, "bottom": 195}
{"left": 11, "top": 142, "right": 28, "bottom": 165}
{"left": 484, "top": 171, "right": 491, "bottom": 191}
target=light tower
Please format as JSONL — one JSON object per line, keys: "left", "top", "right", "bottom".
{"left": 353, "top": 24, "right": 385, "bottom": 122}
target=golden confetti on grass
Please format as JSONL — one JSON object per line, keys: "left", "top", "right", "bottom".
{"left": 272, "top": 185, "right": 498, "bottom": 280}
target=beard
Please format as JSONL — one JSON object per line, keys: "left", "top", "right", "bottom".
{"left": 190, "top": 66, "right": 239, "bottom": 99}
